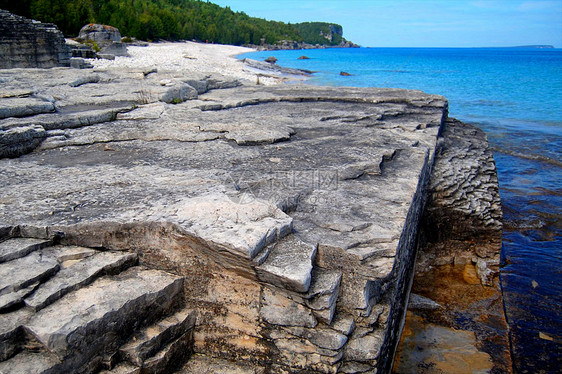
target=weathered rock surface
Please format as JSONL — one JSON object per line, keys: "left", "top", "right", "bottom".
{"left": 0, "top": 10, "right": 71, "bottom": 68}
{"left": 0, "top": 231, "right": 195, "bottom": 374}
{"left": 78, "top": 24, "right": 122, "bottom": 43}
{"left": 393, "top": 119, "right": 511, "bottom": 373}
{"left": 243, "top": 58, "right": 311, "bottom": 80}
{"left": 0, "top": 57, "right": 505, "bottom": 373}
{"left": 418, "top": 118, "right": 503, "bottom": 277}
{"left": 77, "top": 23, "right": 129, "bottom": 57}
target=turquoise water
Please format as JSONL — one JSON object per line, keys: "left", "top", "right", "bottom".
{"left": 241, "top": 47, "right": 562, "bottom": 373}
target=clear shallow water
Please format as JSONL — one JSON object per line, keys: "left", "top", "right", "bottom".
{"left": 241, "top": 47, "right": 562, "bottom": 372}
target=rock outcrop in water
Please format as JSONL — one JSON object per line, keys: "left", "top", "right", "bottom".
{"left": 0, "top": 57, "right": 507, "bottom": 373}
{"left": 393, "top": 119, "right": 511, "bottom": 373}
{"left": 0, "top": 10, "right": 71, "bottom": 68}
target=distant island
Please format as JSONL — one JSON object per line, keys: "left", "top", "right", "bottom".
{"left": 0, "top": 0, "right": 358, "bottom": 48}
{"left": 481, "top": 45, "right": 555, "bottom": 49}
{"left": 507, "top": 45, "right": 555, "bottom": 49}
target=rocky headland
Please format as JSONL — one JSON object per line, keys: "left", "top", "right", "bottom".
{"left": 249, "top": 38, "right": 360, "bottom": 51}
{"left": 0, "top": 16, "right": 509, "bottom": 374}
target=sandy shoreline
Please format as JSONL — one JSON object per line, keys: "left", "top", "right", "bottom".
{"left": 89, "top": 41, "right": 283, "bottom": 85}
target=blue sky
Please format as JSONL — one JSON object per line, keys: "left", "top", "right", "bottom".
{"left": 210, "top": 0, "right": 562, "bottom": 47}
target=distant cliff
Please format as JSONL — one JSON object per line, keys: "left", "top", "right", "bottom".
{"left": 253, "top": 22, "right": 359, "bottom": 50}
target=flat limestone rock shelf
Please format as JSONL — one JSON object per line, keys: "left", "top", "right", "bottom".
{"left": 0, "top": 60, "right": 503, "bottom": 373}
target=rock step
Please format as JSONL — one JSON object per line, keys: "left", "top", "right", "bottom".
{"left": 120, "top": 309, "right": 196, "bottom": 366}
{"left": 102, "top": 331, "right": 194, "bottom": 374}
{"left": 255, "top": 235, "right": 317, "bottom": 293}
{"left": 23, "top": 267, "right": 184, "bottom": 373}
{"left": 136, "top": 331, "right": 194, "bottom": 374}
{"left": 0, "top": 251, "right": 59, "bottom": 299}
{"left": 178, "top": 353, "right": 262, "bottom": 374}
{"left": 0, "top": 237, "right": 52, "bottom": 263}
{"left": 0, "top": 309, "right": 33, "bottom": 362}
{"left": 0, "top": 350, "right": 60, "bottom": 374}
{"left": 0, "top": 97, "right": 55, "bottom": 120}
{"left": 305, "top": 269, "right": 342, "bottom": 325}
{"left": 24, "top": 250, "right": 138, "bottom": 311}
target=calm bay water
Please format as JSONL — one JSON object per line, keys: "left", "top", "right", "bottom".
{"left": 241, "top": 47, "right": 562, "bottom": 373}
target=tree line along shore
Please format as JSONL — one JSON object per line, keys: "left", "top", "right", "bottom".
{"left": 0, "top": 0, "right": 355, "bottom": 47}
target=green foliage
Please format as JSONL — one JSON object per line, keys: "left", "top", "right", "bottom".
{"left": 83, "top": 39, "right": 100, "bottom": 52}
{"left": 294, "top": 22, "right": 343, "bottom": 46}
{"left": 1, "top": 0, "right": 344, "bottom": 47}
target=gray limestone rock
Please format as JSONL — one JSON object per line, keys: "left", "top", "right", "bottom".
{"left": 24, "top": 251, "right": 138, "bottom": 311}
{"left": 70, "top": 57, "right": 93, "bottom": 69}
{"left": 260, "top": 287, "right": 317, "bottom": 328}
{"left": 140, "top": 330, "right": 194, "bottom": 374}
{"left": 0, "top": 98, "right": 54, "bottom": 119}
{"left": 69, "top": 74, "right": 101, "bottom": 87}
{"left": 0, "top": 308, "right": 33, "bottom": 361}
{"left": 0, "top": 66, "right": 487, "bottom": 373}
{"left": 408, "top": 293, "right": 442, "bottom": 311}
{"left": 160, "top": 83, "right": 198, "bottom": 104}
{"left": 0, "top": 282, "right": 38, "bottom": 311}
{"left": 0, "top": 125, "right": 46, "bottom": 158}
{"left": 305, "top": 270, "right": 342, "bottom": 324}
{"left": 0, "top": 350, "right": 61, "bottom": 374}
{"left": 417, "top": 118, "right": 503, "bottom": 274}
{"left": 0, "top": 238, "right": 52, "bottom": 263}
{"left": 100, "top": 42, "right": 129, "bottom": 57}
{"left": 0, "top": 10, "right": 71, "bottom": 69}
{"left": 99, "top": 362, "right": 141, "bottom": 374}
{"left": 120, "top": 309, "right": 195, "bottom": 366}
{"left": 283, "top": 326, "right": 348, "bottom": 351}
{"left": 78, "top": 24, "right": 121, "bottom": 43}
{"left": 183, "top": 79, "right": 209, "bottom": 95}
{"left": 98, "top": 53, "right": 116, "bottom": 60}
{"left": 256, "top": 236, "right": 317, "bottom": 293}
{"left": 344, "top": 329, "right": 385, "bottom": 362}
{"left": 0, "top": 251, "right": 59, "bottom": 296}
{"left": 25, "top": 267, "right": 183, "bottom": 369}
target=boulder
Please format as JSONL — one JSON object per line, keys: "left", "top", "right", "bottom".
{"left": 78, "top": 24, "right": 121, "bottom": 43}
{"left": 77, "top": 24, "right": 129, "bottom": 57}
{"left": 264, "top": 56, "right": 278, "bottom": 64}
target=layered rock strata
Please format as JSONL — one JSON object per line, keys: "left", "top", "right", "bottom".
{"left": 0, "top": 63, "right": 462, "bottom": 373}
{"left": 393, "top": 119, "right": 511, "bottom": 373}
{"left": 0, "top": 229, "right": 196, "bottom": 374}
{"left": 0, "top": 10, "right": 71, "bottom": 68}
